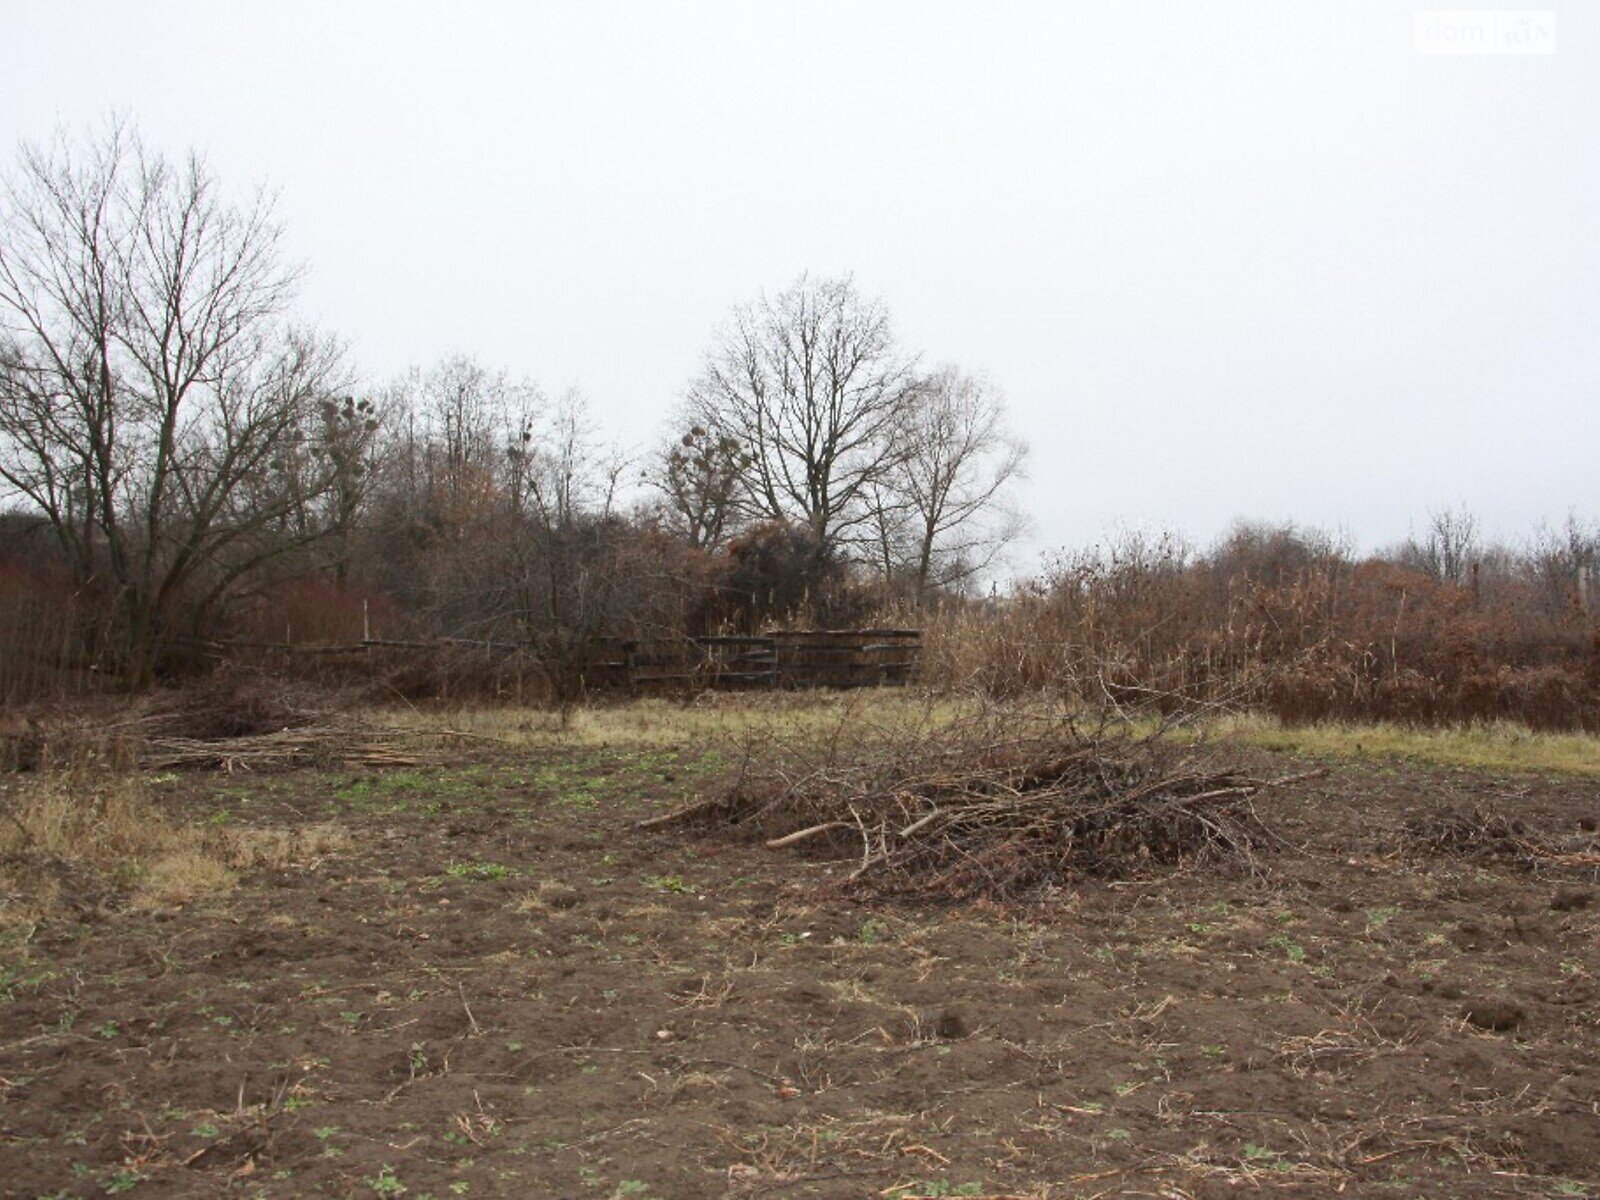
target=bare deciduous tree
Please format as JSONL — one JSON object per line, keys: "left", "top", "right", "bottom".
{"left": 1397, "top": 505, "right": 1480, "bottom": 588}
{"left": 0, "top": 121, "right": 348, "bottom": 687}
{"left": 871, "top": 366, "right": 1028, "bottom": 601}
{"left": 647, "top": 420, "right": 749, "bottom": 552}
{"left": 685, "top": 273, "right": 919, "bottom": 555}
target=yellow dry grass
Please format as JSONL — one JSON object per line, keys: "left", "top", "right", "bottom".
{"left": 1214, "top": 713, "right": 1600, "bottom": 777}
{"left": 0, "top": 769, "right": 244, "bottom": 924}
{"left": 374, "top": 689, "right": 979, "bottom": 750}
{"left": 381, "top": 689, "right": 1600, "bottom": 779}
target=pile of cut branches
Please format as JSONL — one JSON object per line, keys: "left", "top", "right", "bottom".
{"left": 645, "top": 721, "right": 1322, "bottom": 901}
{"left": 1402, "top": 807, "right": 1600, "bottom": 869}
{"left": 140, "top": 726, "right": 420, "bottom": 772}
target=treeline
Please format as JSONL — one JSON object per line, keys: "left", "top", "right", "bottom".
{"left": 0, "top": 124, "right": 1023, "bottom": 700}
{"left": 4, "top": 123, "right": 1598, "bottom": 730}
{"left": 918, "top": 515, "right": 1600, "bottom": 730}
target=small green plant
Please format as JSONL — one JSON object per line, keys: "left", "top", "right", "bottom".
{"left": 364, "top": 1164, "right": 406, "bottom": 1196}
{"left": 643, "top": 874, "right": 692, "bottom": 894}
{"left": 1365, "top": 905, "right": 1402, "bottom": 932}
{"left": 1266, "top": 934, "right": 1307, "bottom": 963}
{"left": 104, "top": 1167, "right": 145, "bottom": 1194}
{"left": 1242, "top": 1143, "right": 1292, "bottom": 1172}
{"left": 857, "top": 918, "right": 890, "bottom": 944}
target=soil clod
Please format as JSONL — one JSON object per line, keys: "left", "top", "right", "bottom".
{"left": 1463, "top": 999, "right": 1526, "bottom": 1032}
{"left": 1551, "top": 885, "right": 1592, "bottom": 911}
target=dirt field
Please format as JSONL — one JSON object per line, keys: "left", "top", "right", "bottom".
{"left": 1, "top": 713, "right": 1598, "bottom": 1198}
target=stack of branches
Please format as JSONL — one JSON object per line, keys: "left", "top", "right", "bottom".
{"left": 4, "top": 668, "right": 377, "bottom": 772}
{"left": 140, "top": 726, "right": 421, "bottom": 772}
{"left": 645, "top": 717, "right": 1322, "bottom": 901}
{"left": 1402, "top": 807, "right": 1600, "bottom": 869}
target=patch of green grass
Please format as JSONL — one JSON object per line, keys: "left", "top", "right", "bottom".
{"left": 332, "top": 768, "right": 488, "bottom": 816}
{"left": 0, "top": 960, "right": 53, "bottom": 1004}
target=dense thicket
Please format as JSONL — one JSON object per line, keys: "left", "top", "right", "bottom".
{"left": 917, "top": 519, "right": 1600, "bottom": 730}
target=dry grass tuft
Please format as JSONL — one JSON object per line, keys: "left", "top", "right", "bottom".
{"left": 205, "top": 822, "right": 350, "bottom": 871}
{"left": 0, "top": 768, "right": 239, "bottom": 924}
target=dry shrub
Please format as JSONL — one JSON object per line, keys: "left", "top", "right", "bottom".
{"left": 916, "top": 538, "right": 1600, "bottom": 732}
{"left": 0, "top": 768, "right": 245, "bottom": 923}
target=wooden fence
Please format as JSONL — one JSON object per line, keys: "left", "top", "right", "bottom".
{"left": 187, "top": 629, "right": 921, "bottom": 696}
{"left": 622, "top": 630, "right": 921, "bottom": 690}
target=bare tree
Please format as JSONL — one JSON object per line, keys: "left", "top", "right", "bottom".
{"left": 1397, "top": 505, "right": 1480, "bottom": 588}
{"left": 870, "top": 366, "right": 1028, "bottom": 601}
{"left": 286, "top": 393, "right": 382, "bottom": 584}
{"left": 647, "top": 420, "right": 750, "bottom": 551}
{"left": 381, "top": 355, "right": 536, "bottom": 536}
{"left": 1526, "top": 514, "right": 1600, "bottom": 620}
{"left": 493, "top": 391, "right": 640, "bottom": 710}
{"left": 685, "top": 274, "right": 920, "bottom": 554}
{"left": 0, "top": 121, "right": 347, "bottom": 687}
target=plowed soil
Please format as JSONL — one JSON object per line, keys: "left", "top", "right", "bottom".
{"left": 2, "top": 739, "right": 1598, "bottom": 1198}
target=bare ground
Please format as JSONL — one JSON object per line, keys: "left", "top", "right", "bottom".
{"left": 1, "top": 733, "right": 1598, "bottom": 1199}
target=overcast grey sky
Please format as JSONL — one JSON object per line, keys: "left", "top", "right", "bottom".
{"left": 3, "top": 1, "right": 1595, "bottom": 568}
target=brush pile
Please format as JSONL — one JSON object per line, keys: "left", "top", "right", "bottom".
{"left": 4, "top": 669, "right": 424, "bottom": 773}
{"left": 646, "top": 722, "right": 1322, "bottom": 901}
{"left": 1402, "top": 807, "right": 1600, "bottom": 868}
{"left": 139, "top": 726, "right": 420, "bottom": 772}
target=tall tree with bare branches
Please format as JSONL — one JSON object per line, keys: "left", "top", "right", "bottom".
{"left": 868, "top": 366, "right": 1028, "bottom": 601}
{"left": 684, "top": 273, "right": 920, "bottom": 556}
{"left": 0, "top": 121, "right": 349, "bottom": 687}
